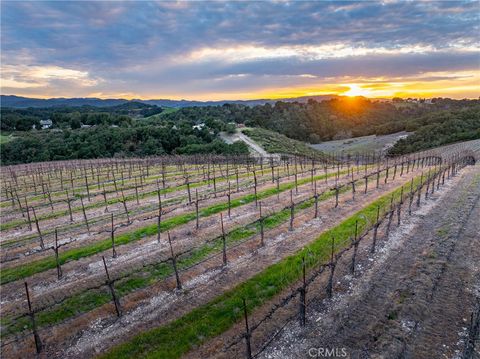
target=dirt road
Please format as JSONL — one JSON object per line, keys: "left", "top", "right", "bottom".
{"left": 220, "top": 130, "right": 275, "bottom": 158}
{"left": 260, "top": 165, "right": 480, "bottom": 359}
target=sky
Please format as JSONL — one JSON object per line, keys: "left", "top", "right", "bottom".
{"left": 1, "top": 1, "right": 479, "bottom": 100}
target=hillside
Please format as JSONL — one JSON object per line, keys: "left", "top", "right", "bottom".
{"left": 0, "top": 94, "right": 338, "bottom": 109}
{"left": 310, "top": 131, "right": 411, "bottom": 155}
{"left": 388, "top": 106, "right": 480, "bottom": 155}
{"left": 1, "top": 97, "right": 479, "bottom": 164}
{"left": 241, "top": 127, "right": 327, "bottom": 160}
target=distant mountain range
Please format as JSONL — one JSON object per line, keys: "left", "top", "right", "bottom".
{"left": 0, "top": 94, "right": 340, "bottom": 108}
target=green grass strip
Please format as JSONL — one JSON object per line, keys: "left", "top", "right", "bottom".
{"left": 100, "top": 174, "right": 424, "bottom": 359}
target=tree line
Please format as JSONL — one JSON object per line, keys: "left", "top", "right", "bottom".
{"left": 388, "top": 106, "right": 480, "bottom": 155}
{"left": 1, "top": 97, "right": 479, "bottom": 164}
{"left": 159, "top": 97, "right": 480, "bottom": 143}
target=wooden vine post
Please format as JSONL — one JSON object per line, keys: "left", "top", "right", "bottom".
{"left": 253, "top": 171, "right": 258, "bottom": 207}
{"left": 14, "top": 188, "right": 25, "bottom": 217}
{"left": 220, "top": 213, "right": 227, "bottom": 266}
{"left": 102, "top": 256, "right": 122, "bottom": 317}
{"left": 54, "top": 228, "right": 63, "bottom": 279}
{"left": 276, "top": 169, "right": 280, "bottom": 201}
{"left": 289, "top": 190, "right": 295, "bottom": 231}
{"left": 31, "top": 207, "right": 45, "bottom": 249}
{"left": 397, "top": 187, "right": 404, "bottom": 226}
{"left": 327, "top": 236, "right": 336, "bottom": 298}
{"left": 213, "top": 168, "right": 217, "bottom": 198}
{"left": 44, "top": 184, "right": 54, "bottom": 211}
{"left": 157, "top": 180, "right": 163, "bottom": 243}
{"left": 371, "top": 206, "right": 380, "bottom": 253}
{"left": 425, "top": 171, "right": 431, "bottom": 199}
{"left": 259, "top": 202, "right": 264, "bottom": 246}
{"left": 195, "top": 189, "right": 199, "bottom": 230}
{"left": 121, "top": 190, "right": 130, "bottom": 223}
{"left": 417, "top": 173, "right": 423, "bottom": 207}
{"left": 80, "top": 197, "right": 90, "bottom": 233}
{"left": 271, "top": 161, "right": 275, "bottom": 183}
{"left": 65, "top": 190, "right": 74, "bottom": 221}
{"left": 334, "top": 186, "right": 339, "bottom": 208}
{"left": 227, "top": 181, "right": 232, "bottom": 218}
{"left": 84, "top": 173, "right": 91, "bottom": 202}
{"left": 167, "top": 232, "right": 182, "bottom": 290}
{"left": 408, "top": 179, "right": 414, "bottom": 215}
{"left": 295, "top": 171, "right": 298, "bottom": 195}
{"left": 242, "top": 298, "right": 252, "bottom": 359}
{"left": 24, "top": 282, "right": 43, "bottom": 354}
{"left": 134, "top": 177, "right": 140, "bottom": 205}
{"left": 111, "top": 214, "right": 117, "bottom": 258}
{"left": 186, "top": 175, "right": 192, "bottom": 204}
{"left": 385, "top": 195, "right": 395, "bottom": 237}
{"left": 351, "top": 178, "right": 356, "bottom": 201}
{"left": 299, "top": 257, "right": 307, "bottom": 326}
{"left": 350, "top": 220, "right": 359, "bottom": 274}
{"left": 314, "top": 181, "right": 319, "bottom": 219}
{"left": 236, "top": 169, "right": 240, "bottom": 192}
{"left": 24, "top": 197, "right": 32, "bottom": 231}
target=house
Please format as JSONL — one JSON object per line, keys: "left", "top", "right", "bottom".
{"left": 192, "top": 123, "right": 205, "bottom": 130}
{"left": 40, "top": 119, "right": 53, "bottom": 129}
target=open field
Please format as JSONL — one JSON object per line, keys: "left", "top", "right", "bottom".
{"left": 0, "top": 134, "right": 14, "bottom": 145}
{"left": 1, "top": 140, "right": 479, "bottom": 359}
{"left": 144, "top": 107, "right": 179, "bottom": 121}
{"left": 241, "top": 127, "right": 327, "bottom": 159}
{"left": 310, "top": 131, "right": 412, "bottom": 155}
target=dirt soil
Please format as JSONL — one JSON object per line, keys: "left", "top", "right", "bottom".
{"left": 256, "top": 165, "right": 480, "bottom": 359}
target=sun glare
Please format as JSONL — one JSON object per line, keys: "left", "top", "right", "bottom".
{"left": 343, "top": 84, "right": 371, "bottom": 97}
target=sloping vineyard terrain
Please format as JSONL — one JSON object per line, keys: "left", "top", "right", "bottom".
{"left": 0, "top": 140, "right": 479, "bottom": 358}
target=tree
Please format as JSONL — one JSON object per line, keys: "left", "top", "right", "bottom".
{"left": 225, "top": 123, "right": 236, "bottom": 134}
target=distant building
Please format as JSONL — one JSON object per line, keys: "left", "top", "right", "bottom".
{"left": 236, "top": 123, "right": 246, "bottom": 128}
{"left": 81, "top": 124, "right": 92, "bottom": 128}
{"left": 192, "top": 123, "right": 205, "bottom": 130}
{"left": 40, "top": 119, "right": 53, "bottom": 129}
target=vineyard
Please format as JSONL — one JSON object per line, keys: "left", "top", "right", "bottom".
{"left": 0, "top": 140, "right": 479, "bottom": 358}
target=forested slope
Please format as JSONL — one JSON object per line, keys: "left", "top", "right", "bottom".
{"left": 388, "top": 106, "right": 480, "bottom": 155}
{"left": 1, "top": 98, "right": 479, "bottom": 164}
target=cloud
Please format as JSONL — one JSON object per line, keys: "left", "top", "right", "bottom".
{"left": 1, "top": 1, "right": 479, "bottom": 99}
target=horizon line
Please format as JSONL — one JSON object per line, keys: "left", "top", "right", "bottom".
{"left": 2, "top": 93, "right": 479, "bottom": 103}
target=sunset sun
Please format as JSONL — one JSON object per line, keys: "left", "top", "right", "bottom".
{"left": 344, "top": 84, "right": 371, "bottom": 97}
